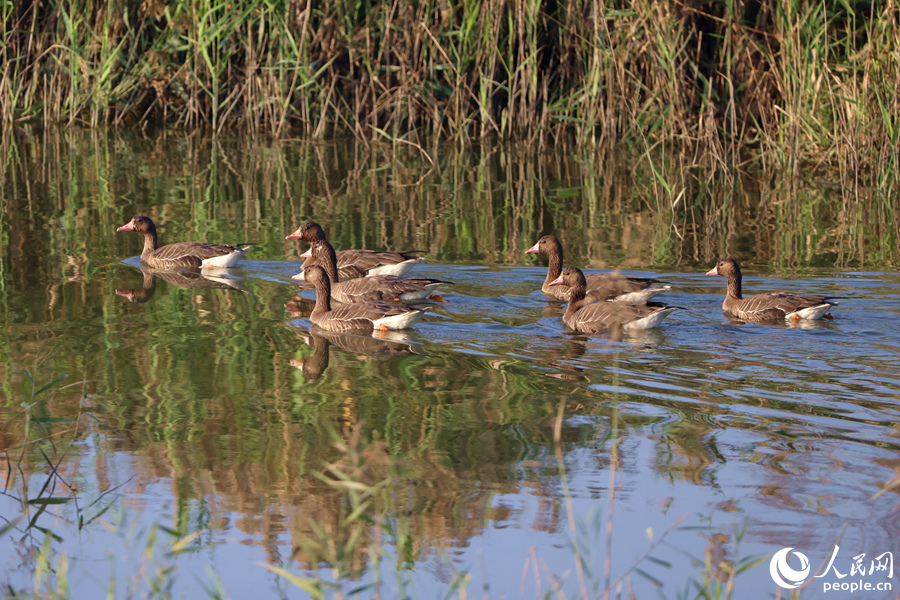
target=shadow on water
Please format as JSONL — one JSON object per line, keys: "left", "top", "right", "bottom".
{"left": 0, "top": 129, "right": 899, "bottom": 597}
{"left": 115, "top": 265, "right": 248, "bottom": 303}
{"left": 289, "top": 328, "right": 419, "bottom": 381}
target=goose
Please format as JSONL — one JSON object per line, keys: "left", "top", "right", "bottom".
{"left": 117, "top": 216, "right": 250, "bottom": 269}
{"left": 550, "top": 268, "right": 677, "bottom": 332}
{"left": 286, "top": 222, "right": 423, "bottom": 279}
{"left": 305, "top": 265, "right": 426, "bottom": 332}
{"left": 293, "top": 240, "right": 448, "bottom": 303}
{"left": 526, "top": 235, "right": 669, "bottom": 302}
{"left": 705, "top": 258, "right": 838, "bottom": 321}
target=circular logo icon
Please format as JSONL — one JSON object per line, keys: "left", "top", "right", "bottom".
{"left": 770, "top": 547, "right": 810, "bottom": 589}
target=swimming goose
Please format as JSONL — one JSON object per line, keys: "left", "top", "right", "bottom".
{"left": 550, "top": 268, "right": 677, "bottom": 332}
{"left": 705, "top": 258, "right": 838, "bottom": 321}
{"left": 293, "top": 240, "right": 449, "bottom": 303}
{"left": 286, "top": 222, "right": 423, "bottom": 279}
{"left": 305, "top": 265, "right": 426, "bottom": 332}
{"left": 117, "top": 216, "right": 250, "bottom": 269}
{"left": 526, "top": 235, "right": 669, "bottom": 302}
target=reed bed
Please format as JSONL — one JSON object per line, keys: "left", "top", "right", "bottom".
{"left": 2, "top": 0, "right": 899, "bottom": 179}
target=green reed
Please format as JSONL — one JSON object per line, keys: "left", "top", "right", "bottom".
{"left": 2, "top": 0, "right": 899, "bottom": 182}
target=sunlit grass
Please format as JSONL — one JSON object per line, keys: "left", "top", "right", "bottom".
{"left": 2, "top": 0, "right": 900, "bottom": 186}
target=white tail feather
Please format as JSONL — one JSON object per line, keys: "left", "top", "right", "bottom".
{"left": 625, "top": 307, "right": 677, "bottom": 330}
{"left": 397, "top": 282, "right": 443, "bottom": 301}
{"left": 366, "top": 258, "right": 423, "bottom": 277}
{"left": 613, "top": 285, "right": 671, "bottom": 303}
{"left": 787, "top": 303, "right": 834, "bottom": 320}
{"left": 201, "top": 246, "right": 251, "bottom": 269}
{"left": 372, "top": 310, "right": 424, "bottom": 330}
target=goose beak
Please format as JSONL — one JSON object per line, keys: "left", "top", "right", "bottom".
{"left": 291, "top": 272, "right": 305, "bottom": 281}
{"left": 300, "top": 248, "right": 312, "bottom": 258}
{"left": 548, "top": 274, "right": 565, "bottom": 286}
{"left": 285, "top": 228, "right": 303, "bottom": 240}
{"left": 116, "top": 221, "right": 134, "bottom": 232}
{"left": 704, "top": 266, "right": 718, "bottom": 276}
{"left": 525, "top": 241, "right": 540, "bottom": 254}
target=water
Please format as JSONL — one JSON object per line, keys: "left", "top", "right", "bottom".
{"left": 0, "top": 130, "right": 899, "bottom": 599}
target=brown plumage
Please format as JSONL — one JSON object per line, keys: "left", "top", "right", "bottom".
{"left": 705, "top": 258, "right": 838, "bottom": 321}
{"left": 294, "top": 240, "right": 449, "bottom": 303}
{"left": 525, "top": 235, "right": 669, "bottom": 302}
{"left": 550, "top": 268, "right": 677, "bottom": 332}
{"left": 117, "top": 216, "right": 250, "bottom": 270}
{"left": 286, "top": 221, "right": 423, "bottom": 279}
{"left": 305, "top": 265, "right": 426, "bottom": 332}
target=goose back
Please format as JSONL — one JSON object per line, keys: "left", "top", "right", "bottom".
{"left": 286, "top": 221, "right": 424, "bottom": 279}
{"left": 563, "top": 300, "right": 677, "bottom": 332}
{"left": 705, "top": 259, "right": 837, "bottom": 321}
{"left": 551, "top": 267, "right": 677, "bottom": 332}
{"left": 526, "top": 235, "right": 669, "bottom": 302}
{"left": 296, "top": 240, "right": 448, "bottom": 302}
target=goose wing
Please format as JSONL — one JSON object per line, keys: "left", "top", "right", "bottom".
{"left": 150, "top": 242, "right": 240, "bottom": 269}
{"left": 332, "top": 250, "right": 423, "bottom": 278}
{"left": 298, "top": 254, "right": 368, "bottom": 280}
{"left": 334, "top": 275, "right": 446, "bottom": 302}
{"left": 567, "top": 301, "right": 667, "bottom": 333}
{"left": 336, "top": 249, "right": 423, "bottom": 268}
{"left": 314, "top": 301, "right": 422, "bottom": 331}
{"left": 734, "top": 292, "right": 832, "bottom": 320}
{"left": 584, "top": 272, "right": 662, "bottom": 300}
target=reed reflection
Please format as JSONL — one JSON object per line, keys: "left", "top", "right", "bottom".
{"left": 0, "top": 129, "right": 898, "bottom": 597}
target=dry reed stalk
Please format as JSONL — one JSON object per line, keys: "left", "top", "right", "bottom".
{"left": 1, "top": 0, "right": 899, "bottom": 186}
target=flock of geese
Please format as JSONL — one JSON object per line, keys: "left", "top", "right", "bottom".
{"left": 116, "top": 216, "right": 840, "bottom": 333}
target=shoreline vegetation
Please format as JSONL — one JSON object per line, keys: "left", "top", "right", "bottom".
{"left": 2, "top": 0, "right": 899, "bottom": 185}
{"left": 0, "top": 129, "right": 897, "bottom": 268}
{"left": 3, "top": 371, "right": 764, "bottom": 599}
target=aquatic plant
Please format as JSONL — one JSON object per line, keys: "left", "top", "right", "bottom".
{"left": 2, "top": 0, "right": 899, "bottom": 184}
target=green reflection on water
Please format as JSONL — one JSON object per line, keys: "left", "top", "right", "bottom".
{"left": 0, "top": 128, "right": 898, "bottom": 596}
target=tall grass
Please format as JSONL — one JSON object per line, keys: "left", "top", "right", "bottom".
{"left": 2, "top": 0, "right": 899, "bottom": 179}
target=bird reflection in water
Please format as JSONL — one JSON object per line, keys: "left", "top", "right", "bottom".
{"left": 116, "top": 268, "right": 247, "bottom": 303}
{"left": 290, "top": 329, "right": 417, "bottom": 381}
{"left": 543, "top": 326, "right": 666, "bottom": 383}
{"left": 285, "top": 294, "right": 317, "bottom": 319}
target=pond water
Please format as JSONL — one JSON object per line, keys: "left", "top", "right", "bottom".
{"left": 0, "top": 130, "right": 899, "bottom": 599}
